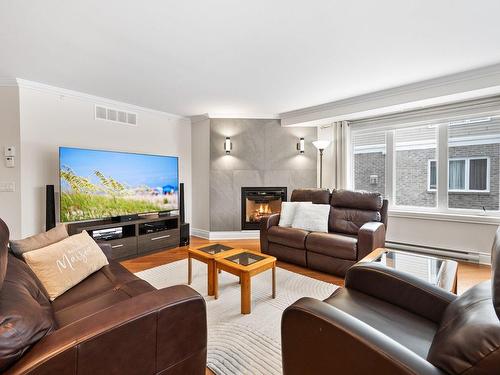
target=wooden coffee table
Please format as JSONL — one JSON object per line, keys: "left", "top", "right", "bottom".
{"left": 187, "top": 244, "right": 242, "bottom": 296}
{"left": 214, "top": 249, "right": 277, "bottom": 314}
{"left": 360, "top": 248, "right": 458, "bottom": 293}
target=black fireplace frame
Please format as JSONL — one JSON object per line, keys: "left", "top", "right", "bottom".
{"left": 241, "top": 187, "right": 287, "bottom": 230}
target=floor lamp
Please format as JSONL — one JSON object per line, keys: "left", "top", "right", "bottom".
{"left": 312, "top": 140, "right": 331, "bottom": 188}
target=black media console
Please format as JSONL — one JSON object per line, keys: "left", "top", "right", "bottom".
{"left": 67, "top": 214, "right": 180, "bottom": 261}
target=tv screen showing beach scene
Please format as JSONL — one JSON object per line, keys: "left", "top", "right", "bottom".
{"left": 59, "top": 147, "right": 179, "bottom": 222}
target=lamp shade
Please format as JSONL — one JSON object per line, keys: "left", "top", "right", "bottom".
{"left": 312, "top": 140, "right": 331, "bottom": 150}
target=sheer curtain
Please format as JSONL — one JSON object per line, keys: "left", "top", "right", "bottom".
{"left": 449, "top": 160, "right": 465, "bottom": 190}
{"left": 332, "top": 121, "right": 350, "bottom": 189}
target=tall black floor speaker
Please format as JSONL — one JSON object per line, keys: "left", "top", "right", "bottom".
{"left": 46, "top": 184, "right": 56, "bottom": 231}
{"left": 180, "top": 223, "right": 190, "bottom": 246}
{"left": 179, "top": 183, "right": 189, "bottom": 245}
{"left": 179, "top": 182, "right": 185, "bottom": 224}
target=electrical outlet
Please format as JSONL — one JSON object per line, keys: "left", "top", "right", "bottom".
{"left": 0, "top": 182, "right": 15, "bottom": 192}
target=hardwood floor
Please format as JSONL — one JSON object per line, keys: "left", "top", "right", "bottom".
{"left": 121, "top": 236, "right": 491, "bottom": 375}
{"left": 455, "top": 260, "right": 491, "bottom": 294}
{"left": 121, "top": 236, "right": 490, "bottom": 294}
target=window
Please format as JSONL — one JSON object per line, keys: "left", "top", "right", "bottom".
{"left": 428, "top": 160, "right": 437, "bottom": 190}
{"left": 352, "top": 131, "right": 386, "bottom": 195}
{"left": 449, "top": 159, "right": 466, "bottom": 190}
{"left": 447, "top": 117, "right": 499, "bottom": 210}
{"left": 350, "top": 106, "right": 500, "bottom": 214}
{"left": 428, "top": 157, "right": 489, "bottom": 192}
{"left": 470, "top": 158, "right": 488, "bottom": 190}
{"left": 395, "top": 125, "right": 437, "bottom": 208}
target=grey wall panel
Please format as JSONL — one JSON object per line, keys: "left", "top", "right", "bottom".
{"left": 210, "top": 170, "right": 235, "bottom": 231}
{"left": 210, "top": 119, "right": 317, "bottom": 230}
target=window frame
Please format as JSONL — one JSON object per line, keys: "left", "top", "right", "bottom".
{"left": 427, "top": 157, "right": 490, "bottom": 193}
{"left": 428, "top": 159, "right": 437, "bottom": 192}
{"left": 467, "top": 156, "right": 491, "bottom": 193}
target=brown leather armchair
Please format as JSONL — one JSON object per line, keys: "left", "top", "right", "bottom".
{"left": 0, "top": 218, "right": 207, "bottom": 374}
{"left": 261, "top": 189, "right": 388, "bottom": 276}
{"left": 281, "top": 228, "right": 500, "bottom": 375}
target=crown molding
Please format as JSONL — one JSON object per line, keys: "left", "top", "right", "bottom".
{"left": 15, "top": 78, "right": 188, "bottom": 120}
{"left": 207, "top": 113, "right": 280, "bottom": 120}
{"left": 189, "top": 113, "right": 210, "bottom": 124}
{"left": 280, "top": 62, "right": 500, "bottom": 126}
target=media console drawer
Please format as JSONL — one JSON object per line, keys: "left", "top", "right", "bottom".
{"left": 138, "top": 229, "right": 179, "bottom": 254}
{"left": 106, "top": 237, "right": 137, "bottom": 259}
{"left": 68, "top": 215, "right": 180, "bottom": 260}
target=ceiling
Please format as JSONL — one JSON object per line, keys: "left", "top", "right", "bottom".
{"left": 1, "top": 0, "right": 500, "bottom": 117}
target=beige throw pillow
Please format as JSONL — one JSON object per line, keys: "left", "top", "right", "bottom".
{"left": 10, "top": 224, "right": 69, "bottom": 257}
{"left": 22, "top": 231, "right": 109, "bottom": 300}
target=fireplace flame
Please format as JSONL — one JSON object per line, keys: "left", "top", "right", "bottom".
{"left": 257, "top": 204, "right": 271, "bottom": 214}
{"left": 246, "top": 197, "right": 282, "bottom": 224}
{"left": 248, "top": 203, "right": 274, "bottom": 222}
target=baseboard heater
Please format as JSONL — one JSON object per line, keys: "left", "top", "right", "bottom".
{"left": 386, "top": 241, "right": 480, "bottom": 262}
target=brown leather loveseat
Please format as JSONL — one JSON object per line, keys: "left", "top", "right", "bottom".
{"left": 281, "top": 228, "right": 500, "bottom": 375}
{"left": 260, "top": 189, "right": 388, "bottom": 276}
{"left": 0, "top": 218, "right": 207, "bottom": 374}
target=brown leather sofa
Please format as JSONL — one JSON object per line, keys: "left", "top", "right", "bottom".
{"left": 281, "top": 228, "right": 500, "bottom": 375}
{"left": 0, "top": 218, "right": 207, "bottom": 374}
{"left": 260, "top": 189, "right": 388, "bottom": 276}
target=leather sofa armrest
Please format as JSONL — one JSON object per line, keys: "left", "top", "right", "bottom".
{"left": 6, "top": 285, "right": 207, "bottom": 375}
{"left": 357, "top": 221, "right": 386, "bottom": 260}
{"left": 345, "top": 262, "right": 456, "bottom": 323}
{"left": 260, "top": 213, "right": 280, "bottom": 253}
{"left": 96, "top": 241, "right": 113, "bottom": 260}
{"left": 282, "top": 297, "right": 446, "bottom": 375}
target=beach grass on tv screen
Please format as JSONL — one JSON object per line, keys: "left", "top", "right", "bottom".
{"left": 60, "top": 164, "right": 177, "bottom": 222}
{"left": 61, "top": 192, "right": 164, "bottom": 222}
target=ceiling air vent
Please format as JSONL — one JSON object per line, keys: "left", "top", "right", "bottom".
{"left": 95, "top": 105, "right": 137, "bottom": 126}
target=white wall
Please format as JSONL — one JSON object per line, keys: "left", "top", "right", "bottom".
{"left": 0, "top": 86, "right": 22, "bottom": 238}
{"left": 191, "top": 116, "right": 210, "bottom": 232}
{"left": 18, "top": 83, "right": 191, "bottom": 237}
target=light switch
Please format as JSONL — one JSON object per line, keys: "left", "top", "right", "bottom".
{"left": 0, "top": 182, "right": 15, "bottom": 192}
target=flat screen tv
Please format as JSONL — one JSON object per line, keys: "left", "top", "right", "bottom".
{"left": 59, "top": 147, "right": 179, "bottom": 223}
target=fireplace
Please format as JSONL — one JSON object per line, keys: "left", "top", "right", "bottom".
{"left": 241, "top": 187, "right": 287, "bottom": 230}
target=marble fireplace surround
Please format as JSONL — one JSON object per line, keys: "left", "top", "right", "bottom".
{"left": 210, "top": 118, "right": 317, "bottom": 232}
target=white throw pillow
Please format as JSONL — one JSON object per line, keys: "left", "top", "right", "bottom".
{"left": 291, "top": 204, "right": 331, "bottom": 233}
{"left": 278, "top": 202, "right": 312, "bottom": 227}
{"left": 23, "top": 231, "right": 109, "bottom": 300}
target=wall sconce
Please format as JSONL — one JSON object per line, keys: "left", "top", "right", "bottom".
{"left": 224, "top": 137, "right": 232, "bottom": 154}
{"left": 296, "top": 137, "right": 305, "bottom": 154}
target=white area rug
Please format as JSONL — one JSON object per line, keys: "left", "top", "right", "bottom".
{"left": 136, "top": 259, "right": 337, "bottom": 375}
